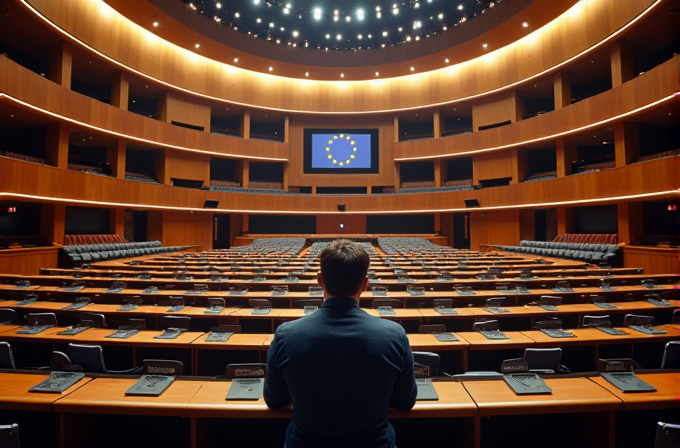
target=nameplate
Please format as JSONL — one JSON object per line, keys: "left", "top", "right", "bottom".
{"left": 117, "top": 304, "right": 138, "bottom": 311}
{"left": 628, "top": 325, "right": 667, "bottom": 335}
{"left": 204, "top": 306, "right": 224, "bottom": 314}
{"left": 647, "top": 298, "right": 672, "bottom": 307}
{"left": 62, "top": 301, "right": 90, "bottom": 310}
{"left": 126, "top": 375, "right": 175, "bottom": 397}
{"left": 600, "top": 372, "right": 657, "bottom": 393}
{"left": 503, "top": 373, "right": 552, "bottom": 395}
{"left": 435, "top": 307, "right": 457, "bottom": 315}
{"left": 483, "top": 306, "right": 510, "bottom": 314}
{"left": 594, "top": 326, "right": 627, "bottom": 336}
{"left": 593, "top": 302, "right": 618, "bottom": 309}
{"left": 538, "top": 304, "right": 559, "bottom": 312}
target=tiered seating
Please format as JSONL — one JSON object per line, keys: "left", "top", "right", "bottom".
{"left": 378, "top": 237, "right": 468, "bottom": 255}
{"left": 442, "top": 179, "right": 474, "bottom": 190}
{"left": 210, "top": 179, "right": 241, "bottom": 188}
{"left": 234, "top": 238, "right": 306, "bottom": 255}
{"left": 63, "top": 234, "right": 127, "bottom": 246}
{"left": 307, "top": 241, "right": 377, "bottom": 256}
{"left": 522, "top": 171, "right": 557, "bottom": 183}
{"left": 61, "top": 240, "right": 190, "bottom": 265}
{"left": 1, "top": 151, "right": 47, "bottom": 165}
{"left": 495, "top": 240, "right": 621, "bottom": 264}
{"left": 554, "top": 233, "right": 618, "bottom": 244}
{"left": 634, "top": 148, "right": 680, "bottom": 163}
{"left": 67, "top": 161, "right": 111, "bottom": 176}
{"left": 248, "top": 180, "right": 283, "bottom": 190}
{"left": 400, "top": 180, "right": 435, "bottom": 189}
{"left": 125, "top": 172, "right": 158, "bottom": 183}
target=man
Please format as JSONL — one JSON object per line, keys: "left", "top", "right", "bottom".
{"left": 265, "top": 239, "right": 417, "bottom": 448}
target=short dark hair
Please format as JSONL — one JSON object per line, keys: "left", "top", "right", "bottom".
{"left": 319, "top": 239, "right": 370, "bottom": 297}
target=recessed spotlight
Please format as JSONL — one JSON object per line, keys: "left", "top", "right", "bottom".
{"left": 483, "top": 43, "right": 488, "bottom": 48}
{"left": 326, "top": 34, "right": 330, "bottom": 39}
{"left": 234, "top": 12, "right": 240, "bottom": 18}
{"left": 256, "top": 18, "right": 261, "bottom": 23}
{"left": 269, "top": 22, "right": 274, "bottom": 28}
{"left": 254, "top": 0, "right": 260, "bottom": 4}
{"left": 523, "top": 22, "right": 529, "bottom": 27}
{"left": 358, "top": 34, "right": 363, "bottom": 39}
{"left": 234, "top": 57, "right": 239, "bottom": 62}
{"left": 444, "top": 58, "right": 449, "bottom": 63}
{"left": 195, "top": 43, "right": 200, "bottom": 48}
{"left": 152, "top": 21, "right": 158, "bottom": 27}
{"left": 283, "top": 8, "right": 289, "bottom": 14}
{"left": 438, "top": 13, "right": 443, "bottom": 19}
{"left": 375, "top": 72, "right": 379, "bottom": 76}
{"left": 293, "top": 31, "right": 298, "bottom": 37}
{"left": 340, "top": 73, "right": 344, "bottom": 78}
{"left": 382, "top": 31, "right": 388, "bottom": 36}
{"left": 392, "top": 4, "right": 399, "bottom": 14}
{"left": 268, "top": 66, "right": 273, "bottom": 71}
{"left": 410, "top": 67, "right": 414, "bottom": 71}
{"left": 216, "top": 3, "right": 221, "bottom": 9}
{"left": 346, "top": 16, "right": 351, "bottom": 22}
{"left": 458, "top": 4, "right": 464, "bottom": 10}
{"left": 305, "top": 72, "right": 309, "bottom": 76}
{"left": 337, "top": 34, "right": 342, "bottom": 40}
{"left": 313, "top": 8, "right": 321, "bottom": 20}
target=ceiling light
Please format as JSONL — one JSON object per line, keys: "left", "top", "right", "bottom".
{"left": 458, "top": 5, "right": 464, "bottom": 10}
{"left": 438, "top": 13, "right": 443, "bottom": 19}
{"left": 382, "top": 31, "right": 388, "bottom": 36}
{"left": 346, "top": 16, "right": 351, "bottom": 22}
{"left": 410, "top": 67, "right": 415, "bottom": 71}
{"left": 216, "top": 3, "right": 221, "bottom": 9}
{"left": 337, "top": 34, "right": 342, "bottom": 40}
{"left": 234, "top": 12, "right": 240, "bottom": 18}
{"left": 358, "top": 34, "right": 363, "bottom": 39}
{"left": 340, "top": 73, "right": 344, "bottom": 78}
{"left": 268, "top": 66, "right": 273, "bottom": 71}
{"left": 377, "top": 12, "right": 382, "bottom": 18}
{"left": 523, "top": 22, "right": 529, "bottom": 27}
{"left": 269, "top": 22, "right": 274, "bottom": 28}
{"left": 152, "top": 21, "right": 158, "bottom": 27}
{"left": 280, "top": 27, "right": 284, "bottom": 31}
{"left": 483, "top": 43, "right": 488, "bottom": 48}
{"left": 406, "top": 36, "right": 411, "bottom": 41}
{"left": 334, "top": 16, "right": 338, "bottom": 21}
{"left": 233, "top": 57, "right": 239, "bottom": 62}
{"left": 256, "top": 18, "right": 261, "bottom": 23}
{"left": 415, "top": 2, "right": 420, "bottom": 8}
{"left": 283, "top": 8, "right": 290, "bottom": 14}
{"left": 254, "top": 0, "right": 260, "bottom": 4}
{"left": 326, "top": 34, "right": 330, "bottom": 39}
{"left": 313, "top": 8, "right": 321, "bottom": 20}
{"left": 292, "top": 31, "right": 298, "bottom": 37}
{"left": 393, "top": 5, "right": 399, "bottom": 14}
{"left": 444, "top": 58, "right": 449, "bottom": 63}
{"left": 375, "top": 72, "right": 379, "bottom": 76}
{"left": 305, "top": 72, "right": 309, "bottom": 76}
{"left": 195, "top": 43, "right": 200, "bottom": 48}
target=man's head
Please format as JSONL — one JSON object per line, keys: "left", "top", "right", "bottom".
{"left": 318, "top": 239, "right": 370, "bottom": 298}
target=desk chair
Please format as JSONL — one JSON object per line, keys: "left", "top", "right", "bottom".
{"left": 159, "top": 315, "right": 191, "bottom": 330}
{"left": 523, "top": 348, "right": 569, "bottom": 374}
{"left": 472, "top": 320, "right": 500, "bottom": 331}
{"left": 419, "top": 324, "right": 447, "bottom": 334}
{"left": 413, "top": 352, "right": 440, "bottom": 377}
{"left": 64, "top": 343, "right": 141, "bottom": 374}
{"left": 532, "top": 317, "right": 563, "bottom": 330}
{"left": 0, "top": 308, "right": 19, "bottom": 325}
{"left": 582, "top": 315, "right": 612, "bottom": 327}
{"left": 654, "top": 422, "right": 680, "bottom": 448}
{"left": 0, "top": 342, "right": 16, "bottom": 369}
{"left": 26, "top": 313, "right": 57, "bottom": 327}
{"left": 0, "top": 423, "right": 19, "bottom": 448}
{"left": 672, "top": 309, "right": 680, "bottom": 325}
{"left": 624, "top": 314, "right": 655, "bottom": 327}
{"left": 77, "top": 313, "right": 106, "bottom": 328}
{"left": 660, "top": 341, "right": 680, "bottom": 369}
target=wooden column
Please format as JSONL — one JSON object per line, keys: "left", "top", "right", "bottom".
{"left": 46, "top": 122, "right": 69, "bottom": 169}
{"left": 434, "top": 160, "right": 442, "bottom": 188}
{"left": 556, "top": 139, "right": 577, "bottom": 177}
{"left": 242, "top": 214, "right": 249, "bottom": 233}
{"left": 553, "top": 71, "right": 571, "bottom": 110}
{"left": 434, "top": 213, "right": 441, "bottom": 234}
{"left": 282, "top": 162, "right": 289, "bottom": 192}
{"left": 614, "top": 121, "right": 639, "bottom": 167}
{"left": 610, "top": 40, "right": 634, "bottom": 88}
{"left": 283, "top": 116, "right": 290, "bottom": 143}
{"left": 393, "top": 116, "right": 400, "bottom": 143}
{"left": 111, "top": 72, "right": 130, "bottom": 110}
{"left": 49, "top": 42, "right": 72, "bottom": 89}
{"left": 556, "top": 207, "right": 574, "bottom": 236}
{"left": 513, "top": 148, "right": 528, "bottom": 184}
{"left": 617, "top": 202, "right": 644, "bottom": 244}
{"left": 155, "top": 149, "right": 169, "bottom": 185}
{"left": 110, "top": 208, "right": 126, "bottom": 237}
{"left": 41, "top": 203, "right": 65, "bottom": 245}
{"left": 147, "top": 211, "right": 164, "bottom": 243}
{"left": 394, "top": 162, "right": 400, "bottom": 191}
{"left": 242, "top": 111, "right": 251, "bottom": 139}
{"left": 107, "top": 139, "right": 126, "bottom": 179}
{"left": 519, "top": 209, "right": 536, "bottom": 241}
{"left": 241, "top": 160, "right": 250, "bottom": 188}
{"left": 433, "top": 111, "right": 441, "bottom": 138}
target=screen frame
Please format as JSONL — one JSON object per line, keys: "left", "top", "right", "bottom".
{"left": 303, "top": 128, "right": 379, "bottom": 174}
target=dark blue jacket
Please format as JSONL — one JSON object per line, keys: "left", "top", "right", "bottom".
{"left": 265, "top": 297, "right": 417, "bottom": 448}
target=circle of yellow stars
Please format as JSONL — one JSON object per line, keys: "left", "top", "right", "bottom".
{"left": 326, "top": 134, "right": 357, "bottom": 166}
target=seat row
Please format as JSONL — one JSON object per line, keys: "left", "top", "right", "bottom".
{"left": 61, "top": 241, "right": 190, "bottom": 265}
{"left": 495, "top": 240, "right": 621, "bottom": 264}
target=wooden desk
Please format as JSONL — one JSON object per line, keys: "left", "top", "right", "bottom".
{"left": 458, "top": 331, "right": 536, "bottom": 350}
{"left": 0, "top": 372, "right": 90, "bottom": 412}
{"left": 589, "top": 372, "right": 680, "bottom": 411}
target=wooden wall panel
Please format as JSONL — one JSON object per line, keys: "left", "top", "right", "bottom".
{"left": 623, "top": 246, "right": 680, "bottom": 275}
{"left": 158, "top": 91, "right": 211, "bottom": 132}
{"left": 229, "top": 214, "right": 244, "bottom": 247}
{"left": 316, "top": 215, "right": 367, "bottom": 235}
{"left": 287, "top": 116, "right": 395, "bottom": 188}
{"left": 23, "top": 0, "right": 657, "bottom": 113}
{"left": 470, "top": 210, "right": 521, "bottom": 250}
{"left": 472, "top": 92, "right": 521, "bottom": 131}
{"left": 165, "top": 151, "right": 210, "bottom": 185}
{"left": 472, "top": 150, "right": 518, "bottom": 184}
{"left": 40, "top": 203, "right": 65, "bottom": 245}
{"left": 0, "top": 247, "right": 60, "bottom": 275}
{"left": 519, "top": 209, "right": 536, "bottom": 241}
{"left": 161, "top": 210, "right": 212, "bottom": 250}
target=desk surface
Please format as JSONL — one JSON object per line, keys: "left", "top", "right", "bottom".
{"left": 588, "top": 372, "right": 680, "bottom": 411}
{"left": 463, "top": 377, "right": 622, "bottom": 416}
{"left": 458, "top": 331, "right": 535, "bottom": 350}
{"left": 521, "top": 327, "right": 679, "bottom": 347}
{"left": 191, "top": 333, "right": 271, "bottom": 350}
{"left": 0, "top": 372, "right": 91, "bottom": 412}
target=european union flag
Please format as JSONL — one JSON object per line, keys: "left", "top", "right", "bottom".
{"left": 311, "top": 133, "right": 372, "bottom": 169}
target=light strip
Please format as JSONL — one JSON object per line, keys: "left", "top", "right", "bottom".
{"left": 17, "top": 0, "right": 664, "bottom": 115}
{"left": 394, "top": 93, "right": 679, "bottom": 161}
{"left": 1, "top": 190, "right": 677, "bottom": 216}
{"left": 0, "top": 94, "right": 288, "bottom": 162}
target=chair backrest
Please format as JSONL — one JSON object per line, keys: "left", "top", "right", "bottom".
{"left": 484, "top": 297, "right": 505, "bottom": 308}
{"left": 78, "top": 313, "right": 106, "bottom": 328}
{"left": 211, "top": 325, "right": 241, "bottom": 334}
{"left": 292, "top": 299, "right": 323, "bottom": 309}
{"left": 672, "top": 309, "right": 680, "bottom": 325}
{"left": 582, "top": 315, "right": 612, "bottom": 327}
{"left": 413, "top": 351, "right": 440, "bottom": 377}
{"left": 473, "top": 320, "right": 499, "bottom": 331}
{"left": 0, "top": 342, "right": 16, "bottom": 369}
{"left": 433, "top": 299, "right": 453, "bottom": 309}
{"left": 67, "top": 343, "right": 107, "bottom": 373}
{"left": 532, "top": 318, "right": 563, "bottom": 330}
{"left": 0, "top": 308, "right": 19, "bottom": 325}
{"left": 160, "top": 315, "right": 191, "bottom": 330}
{"left": 419, "top": 324, "right": 447, "bottom": 334}
{"left": 373, "top": 298, "right": 403, "bottom": 309}
{"left": 0, "top": 423, "right": 20, "bottom": 448}
{"left": 524, "top": 348, "right": 563, "bottom": 373}
{"left": 661, "top": 341, "right": 680, "bottom": 369}
{"left": 249, "top": 299, "right": 271, "bottom": 308}
{"left": 26, "top": 313, "right": 57, "bottom": 327}
{"left": 50, "top": 351, "right": 74, "bottom": 371}
{"left": 624, "top": 314, "right": 655, "bottom": 327}
{"left": 654, "top": 422, "right": 680, "bottom": 448}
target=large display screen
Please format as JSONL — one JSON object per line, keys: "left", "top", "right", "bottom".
{"left": 303, "top": 128, "right": 379, "bottom": 174}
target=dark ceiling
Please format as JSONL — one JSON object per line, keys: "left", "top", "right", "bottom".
{"left": 181, "top": 0, "right": 500, "bottom": 51}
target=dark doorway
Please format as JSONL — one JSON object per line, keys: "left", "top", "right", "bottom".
{"left": 213, "top": 214, "right": 231, "bottom": 249}
{"left": 125, "top": 210, "right": 148, "bottom": 242}
{"left": 453, "top": 213, "right": 470, "bottom": 249}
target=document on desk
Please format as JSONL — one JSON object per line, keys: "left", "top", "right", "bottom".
{"left": 434, "top": 332, "right": 459, "bottom": 342}
{"left": 29, "top": 372, "right": 85, "bottom": 393}
{"left": 415, "top": 378, "right": 439, "bottom": 401}
{"left": 225, "top": 378, "right": 264, "bottom": 400}
{"left": 125, "top": 375, "right": 175, "bottom": 397}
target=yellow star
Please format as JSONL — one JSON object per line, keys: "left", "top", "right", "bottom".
{"left": 327, "top": 154, "right": 332, "bottom": 159}
{"left": 326, "top": 147, "right": 330, "bottom": 151}
{"left": 339, "top": 162, "right": 344, "bottom": 166}
{"left": 351, "top": 154, "right": 355, "bottom": 159}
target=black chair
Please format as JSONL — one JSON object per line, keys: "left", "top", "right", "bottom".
{"left": 418, "top": 324, "right": 446, "bottom": 334}
{"left": 159, "top": 315, "right": 191, "bottom": 330}
{"left": 0, "top": 308, "right": 19, "bottom": 325}
{"left": 582, "top": 315, "right": 612, "bottom": 327}
{"left": 26, "top": 313, "right": 57, "bottom": 327}
{"left": 472, "top": 320, "right": 500, "bottom": 331}
{"left": 672, "top": 309, "right": 680, "bottom": 325}
{"left": 65, "top": 343, "right": 141, "bottom": 374}
{"left": 532, "top": 317, "right": 563, "bottom": 330}
{"left": 413, "top": 351, "right": 440, "bottom": 377}
{"left": 0, "top": 342, "right": 16, "bottom": 369}
{"left": 654, "top": 422, "right": 680, "bottom": 448}
{"left": 0, "top": 423, "right": 20, "bottom": 448}
{"left": 292, "top": 299, "right": 323, "bottom": 308}
{"left": 624, "top": 314, "right": 655, "bottom": 327}
{"left": 523, "top": 348, "right": 569, "bottom": 374}
{"left": 77, "top": 312, "right": 106, "bottom": 328}
{"left": 661, "top": 341, "right": 680, "bottom": 369}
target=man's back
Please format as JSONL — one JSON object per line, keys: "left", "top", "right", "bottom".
{"left": 265, "top": 297, "right": 417, "bottom": 448}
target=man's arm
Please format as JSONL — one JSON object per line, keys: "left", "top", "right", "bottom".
{"left": 389, "top": 332, "right": 417, "bottom": 411}
{"left": 264, "top": 335, "right": 291, "bottom": 409}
